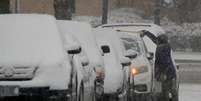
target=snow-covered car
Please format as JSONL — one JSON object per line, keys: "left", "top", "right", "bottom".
{"left": 57, "top": 20, "right": 105, "bottom": 101}
{"left": 100, "top": 23, "right": 179, "bottom": 101}
{"left": 98, "top": 23, "right": 165, "bottom": 53}
{"left": 93, "top": 28, "right": 135, "bottom": 101}
{"left": 0, "top": 14, "right": 81, "bottom": 101}
{"left": 118, "top": 31, "right": 154, "bottom": 101}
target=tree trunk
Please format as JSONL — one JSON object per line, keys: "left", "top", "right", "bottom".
{"left": 154, "top": 0, "right": 161, "bottom": 25}
{"left": 102, "top": 0, "right": 108, "bottom": 24}
{"left": 54, "top": 0, "right": 72, "bottom": 20}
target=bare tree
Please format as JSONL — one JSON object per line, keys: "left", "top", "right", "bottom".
{"left": 54, "top": 0, "right": 71, "bottom": 20}
{"left": 154, "top": 0, "right": 162, "bottom": 25}
{"left": 102, "top": 0, "right": 109, "bottom": 24}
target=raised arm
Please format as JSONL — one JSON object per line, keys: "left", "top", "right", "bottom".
{"left": 141, "top": 30, "right": 158, "bottom": 44}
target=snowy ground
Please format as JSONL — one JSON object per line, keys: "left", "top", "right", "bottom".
{"left": 179, "top": 84, "right": 201, "bottom": 101}
{"left": 178, "top": 59, "right": 201, "bottom": 101}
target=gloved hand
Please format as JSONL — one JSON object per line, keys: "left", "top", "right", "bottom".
{"left": 140, "top": 30, "right": 147, "bottom": 37}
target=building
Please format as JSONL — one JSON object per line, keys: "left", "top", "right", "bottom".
{"left": 9, "top": 0, "right": 55, "bottom": 15}
{"left": 0, "top": 0, "right": 121, "bottom": 16}
{"left": 0, "top": 0, "right": 154, "bottom": 17}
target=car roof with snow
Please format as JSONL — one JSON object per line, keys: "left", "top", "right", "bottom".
{"left": 100, "top": 23, "right": 159, "bottom": 53}
{"left": 93, "top": 28, "right": 126, "bottom": 57}
{"left": 57, "top": 20, "right": 104, "bottom": 66}
{"left": 0, "top": 14, "right": 66, "bottom": 66}
{"left": 99, "top": 23, "right": 165, "bottom": 37}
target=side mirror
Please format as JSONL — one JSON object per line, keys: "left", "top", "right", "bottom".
{"left": 125, "top": 50, "right": 138, "bottom": 59}
{"left": 120, "top": 57, "right": 131, "bottom": 67}
{"left": 101, "top": 45, "right": 110, "bottom": 54}
{"left": 66, "top": 45, "right": 82, "bottom": 54}
{"left": 147, "top": 52, "right": 154, "bottom": 60}
{"left": 80, "top": 56, "right": 89, "bottom": 67}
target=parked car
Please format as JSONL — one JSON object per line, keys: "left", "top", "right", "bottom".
{"left": 93, "top": 28, "right": 136, "bottom": 101}
{"left": 98, "top": 23, "right": 165, "bottom": 54}
{"left": 0, "top": 14, "right": 81, "bottom": 101}
{"left": 57, "top": 20, "right": 105, "bottom": 101}
{"left": 118, "top": 31, "right": 155, "bottom": 101}
{"left": 99, "top": 23, "right": 179, "bottom": 101}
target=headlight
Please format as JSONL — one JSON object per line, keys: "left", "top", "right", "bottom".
{"left": 131, "top": 65, "right": 148, "bottom": 76}
{"left": 138, "top": 65, "right": 149, "bottom": 74}
{"left": 131, "top": 67, "right": 138, "bottom": 76}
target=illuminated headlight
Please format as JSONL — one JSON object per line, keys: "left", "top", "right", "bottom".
{"left": 137, "top": 65, "right": 149, "bottom": 74}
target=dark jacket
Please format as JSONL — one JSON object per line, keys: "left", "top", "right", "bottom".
{"left": 155, "top": 44, "right": 176, "bottom": 80}
{"left": 143, "top": 31, "right": 176, "bottom": 80}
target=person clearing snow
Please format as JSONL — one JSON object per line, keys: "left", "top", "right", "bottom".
{"left": 141, "top": 30, "right": 178, "bottom": 101}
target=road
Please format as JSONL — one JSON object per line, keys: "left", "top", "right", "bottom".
{"left": 179, "top": 63, "right": 201, "bottom": 101}
{"left": 176, "top": 52, "right": 201, "bottom": 101}
{"left": 179, "top": 84, "right": 201, "bottom": 101}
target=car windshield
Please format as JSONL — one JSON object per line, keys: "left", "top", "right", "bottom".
{"left": 121, "top": 37, "right": 141, "bottom": 54}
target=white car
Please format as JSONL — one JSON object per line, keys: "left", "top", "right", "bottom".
{"left": 93, "top": 28, "right": 134, "bottom": 101}
{"left": 118, "top": 32, "right": 154, "bottom": 101}
{"left": 100, "top": 23, "right": 179, "bottom": 101}
{"left": 57, "top": 20, "right": 105, "bottom": 101}
{"left": 0, "top": 14, "right": 80, "bottom": 101}
{"left": 98, "top": 23, "right": 165, "bottom": 54}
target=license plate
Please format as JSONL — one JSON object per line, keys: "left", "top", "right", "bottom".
{"left": 0, "top": 86, "right": 19, "bottom": 97}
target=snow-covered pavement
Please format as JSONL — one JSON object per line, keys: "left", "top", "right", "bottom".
{"left": 179, "top": 84, "right": 201, "bottom": 101}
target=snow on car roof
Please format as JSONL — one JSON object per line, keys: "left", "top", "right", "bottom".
{"left": 0, "top": 14, "right": 66, "bottom": 66}
{"left": 100, "top": 23, "right": 165, "bottom": 37}
{"left": 57, "top": 20, "right": 103, "bottom": 66}
{"left": 100, "top": 23, "right": 160, "bottom": 53}
{"left": 93, "top": 28, "right": 126, "bottom": 57}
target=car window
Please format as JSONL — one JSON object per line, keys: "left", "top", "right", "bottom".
{"left": 121, "top": 37, "right": 141, "bottom": 54}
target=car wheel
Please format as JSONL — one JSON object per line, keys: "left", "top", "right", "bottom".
{"left": 78, "top": 82, "right": 84, "bottom": 101}
{"left": 93, "top": 85, "right": 104, "bottom": 101}
{"left": 69, "top": 74, "right": 78, "bottom": 101}
{"left": 93, "top": 81, "right": 104, "bottom": 101}
{"left": 127, "top": 78, "right": 135, "bottom": 101}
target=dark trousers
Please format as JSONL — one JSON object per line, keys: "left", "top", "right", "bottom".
{"left": 161, "top": 78, "right": 178, "bottom": 101}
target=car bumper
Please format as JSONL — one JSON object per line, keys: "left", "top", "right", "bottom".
{"left": 0, "top": 86, "right": 71, "bottom": 98}
{"left": 130, "top": 72, "right": 152, "bottom": 94}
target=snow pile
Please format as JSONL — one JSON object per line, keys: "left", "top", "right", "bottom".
{"left": 73, "top": 8, "right": 152, "bottom": 27}
{"left": 72, "top": 16, "right": 101, "bottom": 27}
{"left": 108, "top": 8, "right": 152, "bottom": 24}
{"left": 161, "top": 18, "right": 201, "bottom": 36}
{"left": 0, "top": 14, "right": 66, "bottom": 66}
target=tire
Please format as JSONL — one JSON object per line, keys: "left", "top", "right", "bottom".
{"left": 127, "top": 84, "right": 133, "bottom": 101}
{"left": 93, "top": 81, "right": 103, "bottom": 101}
{"left": 69, "top": 75, "right": 78, "bottom": 101}
{"left": 78, "top": 82, "right": 84, "bottom": 101}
